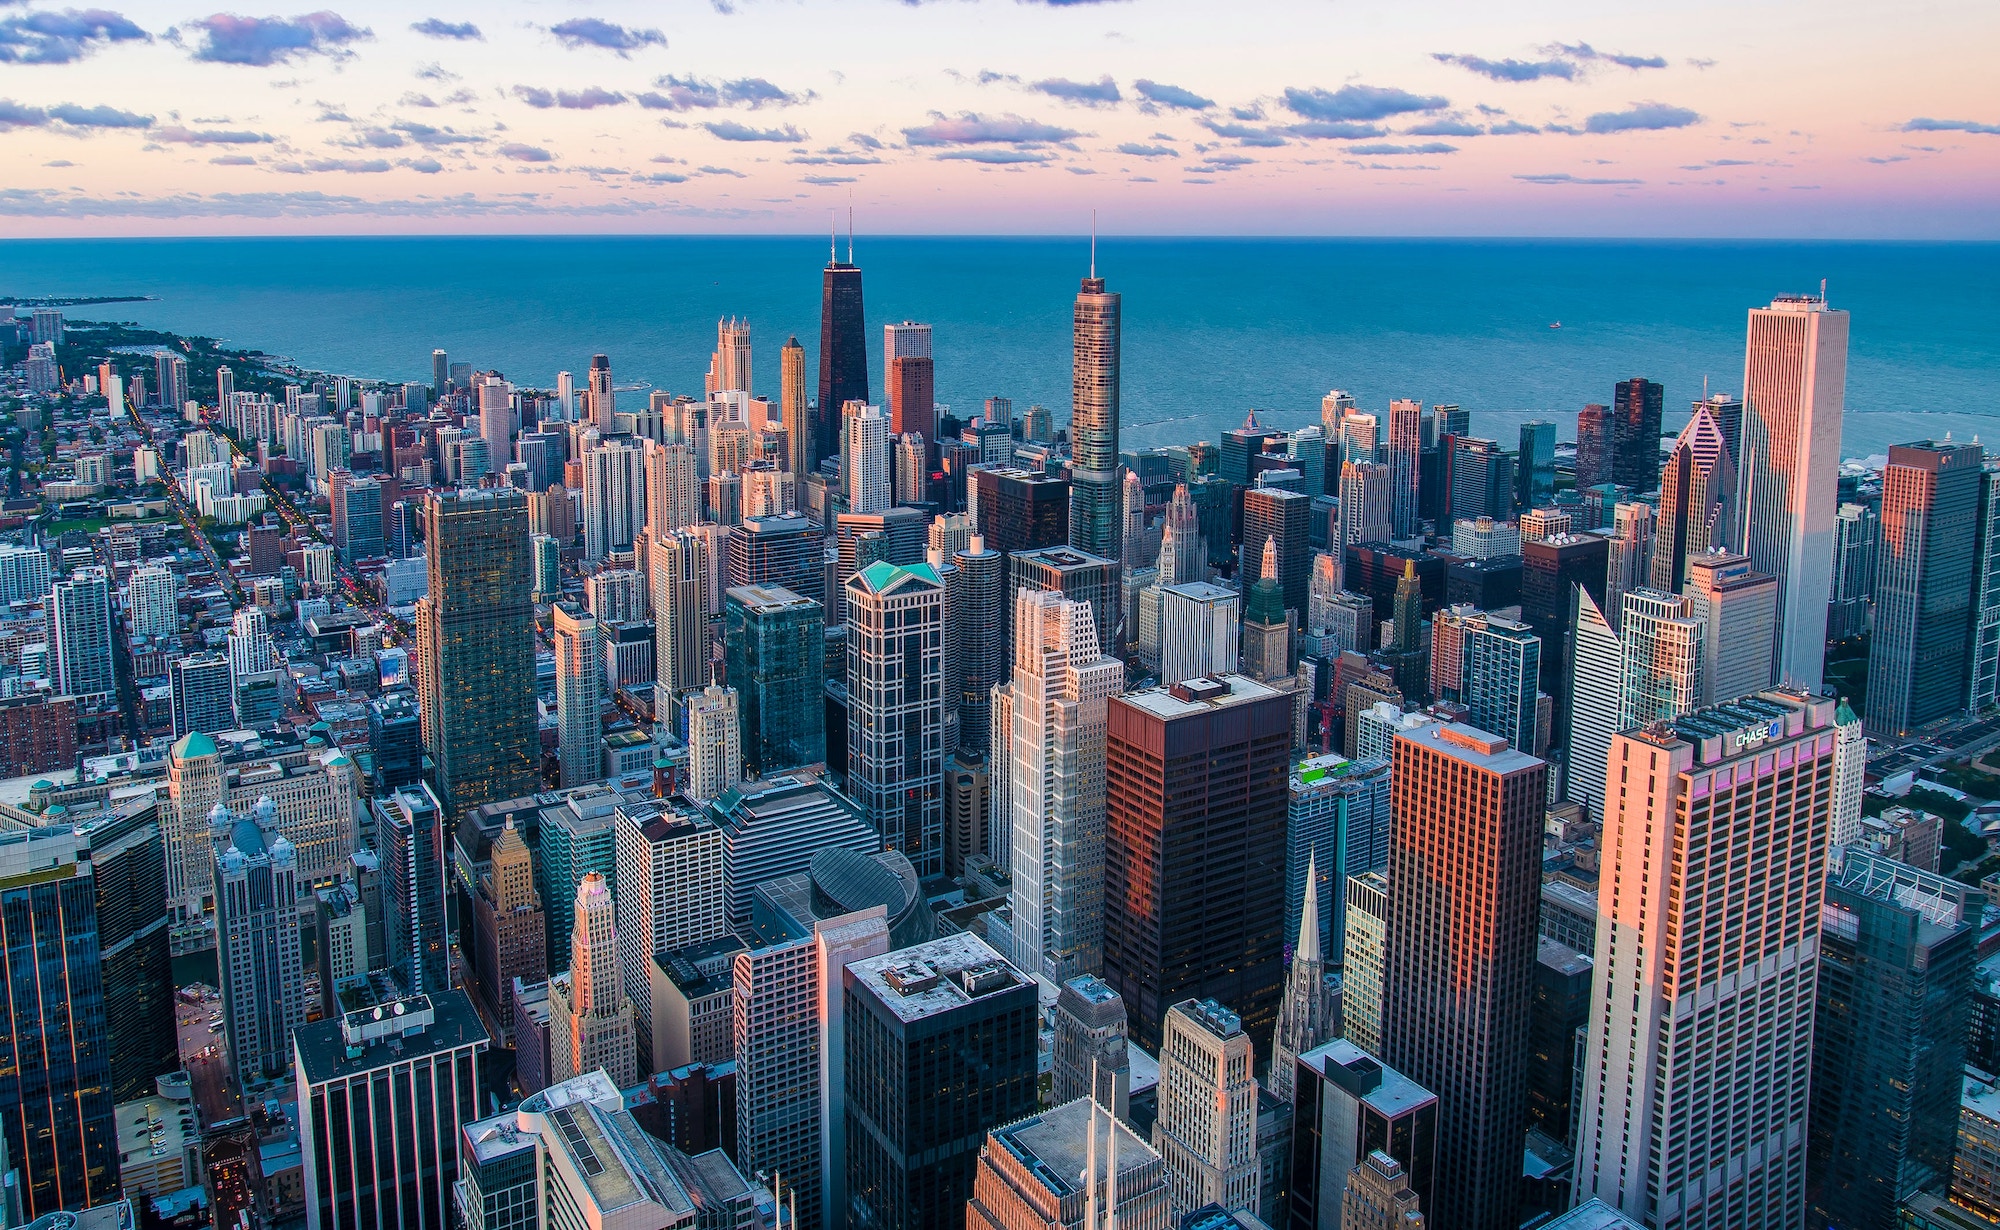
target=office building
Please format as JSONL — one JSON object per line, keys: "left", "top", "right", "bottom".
{"left": 1617, "top": 588, "right": 1703, "bottom": 728}
{"left": 1153, "top": 998, "right": 1259, "bottom": 1221}
{"left": 1575, "top": 690, "right": 1838, "bottom": 1226}
{"left": 1609, "top": 378, "right": 1663, "bottom": 492}
{"left": 1382, "top": 722, "right": 1545, "bottom": 1230}
{"left": 547, "top": 873, "right": 638, "bottom": 1088}
{"left": 847, "top": 561, "right": 947, "bottom": 877}
{"left": 471, "top": 819, "right": 546, "bottom": 1035}
{"left": 1070, "top": 264, "right": 1123, "bottom": 561}
{"left": 1002, "top": 589, "right": 1123, "bottom": 982}
{"left": 1740, "top": 294, "right": 1849, "bottom": 689}
{"left": 652, "top": 527, "right": 714, "bottom": 704}
{"left": 709, "top": 315, "right": 753, "bottom": 394}
{"left": 1463, "top": 617, "right": 1541, "bottom": 754}
{"left": 1527, "top": 938, "right": 1592, "bottom": 1144}
{"left": 1244, "top": 486, "right": 1314, "bottom": 621}
{"left": 1339, "top": 872, "right": 1389, "bottom": 1057}
{"left": 845, "top": 401, "right": 893, "bottom": 514}
{"left": 707, "top": 772, "right": 879, "bottom": 931}
{"left": 1158, "top": 581, "right": 1238, "bottom": 685}
{"left": 734, "top": 934, "right": 825, "bottom": 1228}
{"left": 723, "top": 584, "right": 826, "bottom": 774}
{"left": 1576, "top": 403, "right": 1612, "bottom": 494}
{"left": 1650, "top": 406, "right": 1737, "bottom": 593}
{"left": 1286, "top": 755, "right": 1390, "bottom": 971}
{"left": 1272, "top": 853, "right": 1342, "bottom": 1105}
{"left": 843, "top": 933, "right": 1039, "bottom": 1230}
{"left": 1386, "top": 400, "right": 1422, "bottom": 538}
{"left": 1105, "top": 676, "right": 1290, "bottom": 1053}
{"left": 0, "top": 828, "right": 118, "bottom": 1219}
{"left": 889, "top": 354, "right": 936, "bottom": 446}
{"left": 587, "top": 353, "right": 614, "bottom": 431}
{"left": 1053, "top": 975, "right": 1132, "bottom": 1118}
{"left": 1445, "top": 436, "right": 1514, "bottom": 524}
{"left": 1521, "top": 533, "right": 1607, "bottom": 735}
{"left": 1288, "top": 1040, "right": 1437, "bottom": 1230}
{"left": 52, "top": 566, "right": 114, "bottom": 699}
{"left": 727, "top": 513, "right": 823, "bottom": 606}
{"left": 955, "top": 536, "right": 1006, "bottom": 755}
{"left": 1972, "top": 463, "right": 2000, "bottom": 711}
{"left": 946, "top": 750, "right": 989, "bottom": 878}
{"left": 644, "top": 439, "right": 701, "bottom": 535}
{"left": 1868, "top": 440, "right": 1984, "bottom": 737}
{"left": 974, "top": 467, "right": 1071, "bottom": 556}
{"left": 1601, "top": 502, "right": 1653, "bottom": 633}
{"left": 333, "top": 473, "right": 385, "bottom": 561}
{"left": 685, "top": 684, "right": 743, "bottom": 802}
{"left": 213, "top": 798, "right": 306, "bottom": 1088}
{"left": 1828, "top": 501, "right": 1879, "bottom": 643}
{"left": 1340, "top": 1151, "right": 1426, "bottom": 1230}
{"left": 1683, "top": 551, "right": 1777, "bottom": 706}
{"left": 581, "top": 436, "right": 646, "bottom": 562}
{"left": 776, "top": 334, "right": 813, "bottom": 477}
{"left": 1808, "top": 851, "right": 1980, "bottom": 1230}
{"left": 819, "top": 246, "right": 869, "bottom": 465}
{"left": 551, "top": 602, "right": 602, "bottom": 788}
{"left": 378, "top": 782, "right": 449, "bottom": 995}
{"left": 1518, "top": 419, "right": 1556, "bottom": 508}
{"left": 295, "top": 991, "right": 487, "bottom": 1230}
{"left": 169, "top": 653, "right": 235, "bottom": 739}
{"left": 614, "top": 798, "right": 725, "bottom": 1070}
{"left": 417, "top": 489, "right": 539, "bottom": 820}
{"left": 75, "top": 804, "right": 176, "bottom": 1104}
{"left": 1566, "top": 589, "right": 1621, "bottom": 818}
{"left": 968, "top": 1097, "right": 1171, "bottom": 1230}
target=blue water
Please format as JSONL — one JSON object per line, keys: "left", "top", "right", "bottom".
{"left": 5, "top": 236, "right": 1998, "bottom": 459}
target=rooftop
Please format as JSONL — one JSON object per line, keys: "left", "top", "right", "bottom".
{"left": 1537, "top": 936, "right": 1594, "bottom": 977}
{"left": 847, "top": 931, "right": 1028, "bottom": 1024}
{"left": 1395, "top": 720, "right": 1543, "bottom": 775}
{"left": 1541, "top": 1199, "right": 1647, "bottom": 1229}
{"left": 1298, "top": 1038, "right": 1436, "bottom": 1119}
{"left": 293, "top": 990, "right": 487, "bottom": 1086}
{"left": 988, "top": 1097, "right": 1158, "bottom": 1200}
{"left": 1120, "top": 672, "right": 1280, "bottom": 721}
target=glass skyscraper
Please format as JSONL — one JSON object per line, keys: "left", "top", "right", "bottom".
{"left": 1068, "top": 269, "right": 1122, "bottom": 560}
{"left": 723, "top": 584, "right": 826, "bottom": 776}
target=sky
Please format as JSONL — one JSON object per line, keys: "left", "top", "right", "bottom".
{"left": 1, "top": 0, "right": 1996, "bottom": 237}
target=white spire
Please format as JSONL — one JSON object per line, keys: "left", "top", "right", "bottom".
{"left": 1297, "top": 847, "right": 1322, "bottom": 964}
{"left": 1103, "top": 1112, "right": 1119, "bottom": 1230}
{"left": 1084, "top": 1088, "right": 1099, "bottom": 1230}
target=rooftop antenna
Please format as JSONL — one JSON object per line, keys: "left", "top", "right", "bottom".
{"left": 1090, "top": 209, "right": 1097, "bottom": 280}
{"left": 1702, "top": 374, "right": 1709, "bottom": 402}
{"left": 829, "top": 210, "right": 836, "bottom": 264}
{"left": 1821, "top": 277, "right": 1828, "bottom": 306}
{"left": 847, "top": 190, "right": 854, "bottom": 265}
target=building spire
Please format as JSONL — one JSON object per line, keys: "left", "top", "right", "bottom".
{"left": 1297, "top": 847, "right": 1321, "bottom": 964}
{"left": 1104, "top": 1111, "right": 1119, "bottom": 1230}
{"left": 1090, "top": 208, "right": 1097, "bottom": 280}
{"left": 1261, "top": 535, "right": 1278, "bottom": 584}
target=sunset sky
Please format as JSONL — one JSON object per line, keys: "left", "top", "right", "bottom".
{"left": 1, "top": 0, "right": 1995, "bottom": 236}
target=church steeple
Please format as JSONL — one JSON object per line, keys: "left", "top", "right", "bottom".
{"left": 1296, "top": 848, "right": 1322, "bottom": 964}
{"left": 1272, "top": 844, "right": 1339, "bottom": 1102}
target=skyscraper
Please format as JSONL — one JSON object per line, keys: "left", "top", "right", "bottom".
{"left": 552, "top": 602, "right": 603, "bottom": 788}
{"left": 685, "top": 683, "right": 743, "bottom": 801}
{"left": 1867, "top": 439, "right": 1984, "bottom": 737}
{"left": 709, "top": 316, "right": 752, "bottom": 395}
{"left": 51, "top": 565, "right": 113, "bottom": 699}
{"left": 1382, "top": 721, "right": 1546, "bottom": 1230}
{"left": 1575, "top": 690, "right": 1838, "bottom": 1227}
{"left": 1601, "top": 502, "right": 1653, "bottom": 633}
{"left": 1575, "top": 402, "right": 1612, "bottom": 493}
{"left": 76, "top": 805, "right": 176, "bottom": 1104}
{"left": 1289, "top": 1039, "right": 1440, "bottom": 1230}
{"left": 1341, "top": 1152, "right": 1428, "bottom": 1230}
{"left": 1104, "top": 675, "right": 1290, "bottom": 1052}
{"left": 781, "top": 334, "right": 813, "bottom": 477}
{"left": 954, "top": 536, "right": 1006, "bottom": 755}
{"left": 1650, "top": 405, "right": 1737, "bottom": 592}
{"left": 819, "top": 245, "right": 869, "bottom": 464}
{"left": 0, "top": 827, "right": 118, "bottom": 1219}
{"left": 643, "top": 439, "right": 700, "bottom": 536}
{"left": 613, "top": 798, "right": 725, "bottom": 1070}
{"left": 1002, "top": 589, "right": 1123, "bottom": 983}
{"left": 1069, "top": 261, "right": 1123, "bottom": 560}
{"left": 1463, "top": 615, "right": 1542, "bottom": 754}
{"left": 1566, "top": 589, "right": 1621, "bottom": 818}
{"left": 127, "top": 562, "right": 176, "bottom": 640}
{"left": 651, "top": 527, "right": 713, "bottom": 705}
{"left": 1243, "top": 485, "right": 1313, "bottom": 621}
{"left": 547, "top": 872, "right": 638, "bottom": 1087}
{"left": 1808, "top": 850, "right": 1980, "bottom": 1230}
{"left": 581, "top": 436, "right": 646, "bottom": 562}
{"left": 1241, "top": 537, "right": 1293, "bottom": 684}
{"left": 846, "top": 561, "right": 947, "bottom": 877}
{"left": 170, "top": 653, "right": 235, "bottom": 739}
{"left": 1521, "top": 532, "right": 1608, "bottom": 737}
{"left": 843, "top": 933, "right": 1039, "bottom": 1230}
{"left": 1740, "top": 293, "right": 1849, "bottom": 689}
{"left": 1153, "top": 998, "right": 1260, "bottom": 1222}
{"left": 1386, "top": 400, "right": 1422, "bottom": 538}
{"left": 1972, "top": 460, "right": 2000, "bottom": 711}
{"left": 471, "top": 818, "right": 546, "bottom": 1036}
{"left": 1158, "top": 581, "right": 1238, "bottom": 685}
{"left": 846, "top": 401, "right": 893, "bottom": 514}
{"left": 588, "top": 353, "right": 614, "bottom": 432}
{"left": 1610, "top": 377, "right": 1664, "bottom": 492}
{"left": 1052, "top": 975, "right": 1131, "bottom": 1117}
{"left": 379, "top": 783, "right": 450, "bottom": 995}
{"left": 1616, "top": 588, "right": 1703, "bottom": 728}
{"left": 889, "top": 353, "right": 936, "bottom": 446}
{"left": 1518, "top": 419, "right": 1556, "bottom": 508}
{"left": 968, "top": 1096, "right": 1171, "bottom": 1230}
{"left": 417, "top": 489, "right": 539, "bottom": 821}
{"left": 213, "top": 797, "right": 306, "bottom": 1089}
{"left": 724, "top": 584, "right": 826, "bottom": 774}
{"left": 1683, "top": 550, "right": 1777, "bottom": 706}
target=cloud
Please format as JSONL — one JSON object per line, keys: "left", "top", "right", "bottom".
{"left": 902, "top": 112, "right": 1080, "bottom": 146}
{"left": 633, "top": 169, "right": 687, "bottom": 183}
{"left": 801, "top": 174, "right": 856, "bottom": 185}
{"left": 400, "top": 92, "right": 436, "bottom": 107}
{"left": 187, "top": 11, "right": 371, "bottom": 66}
{"left": 1199, "top": 118, "right": 1288, "bottom": 146}
{"left": 697, "top": 164, "right": 743, "bottom": 176}
{"left": 339, "top": 126, "right": 404, "bottom": 148}
{"left": 703, "top": 120, "right": 803, "bottom": 142}
{"left": 0, "top": 7, "right": 148, "bottom": 64}
{"left": 1283, "top": 121, "right": 1389, "bottom": 139}
{"left": 0, "top": 99, "right": 49, "bottom": 129}
{"left": 402, "top": 155, "right": 441, "bottom": 172}
{"left": 1404, "top": 118, "right": 1481, "bottom": 136}
{"left": 208, "top": 153, "right": 255, "bottom": 164}
{"left": 1132, "top": 79, "right": 1212, "bottom": 110}
{"left": 1864, "top": 155, "right": 1909, "bottom": 164}
{"left": 1346, "top": 141, "right": 1457, "bottom": 155}
{"left": 1488, "top": 119, "right": 1540, "bottom": 135}
{"left": 1115, "top": 142, "right": 1177, "bottom": 157}
{"left": 1283, "top": 84, "right": 1446, "bottom": 122}
{"left": 1032, "top": 75, "right": 1120, "bottom": 106}
{"left": 1902, "top": 117, "right": 2000, "bottom": 135}
{"left": 1584, "top": 102, "right": 1700, "bottom": 133}
{"left": 44, "top": 159, "right": 75, "bottom": 166}
{"left": 850, "top": 132, "right": 883, "bottom": 150}
{"left": 1229, "top": 104, "right": 1264, "bottom": 120}
{"left": 497, "top": 142, "right": 552, "bottom": 161}
{"left": 935, "top": 148, "right": 1053, "bottom": 164}
{"left": 409, "top": 17, "right": 477, "bottom": 39}
{"left": 302, "top": 156, "right": 390, "bottom": 171}
{"left": 1553, "top": 42, "right": 1668, "bottom": 70}
{"left": 151, "top": 124, "right": 273, "bottom": 144}
{"left": 413, "top": 61, "right": 454, "bottom": 81}
{"left": 1515, "top": 171, "right": 1641, "bottom": 185}
{"left": 0, "top": 185, "right": 766, "bottom": 219}
{"left": 638, "top": 74, "right": 808, "bottom": 111}
{"left": 47, "top": 102, "right": 153, "bottom": 127}
{"left": 512, "top": 85, "right": 554, "bottom": 108}
{"left": 516, "top": 85, "right": 627, "bottom": 110}
{"left": 973, "top": 69, "right": 1017, "bottom": 85}
{"left": 548, "top": 18, "right": 664, "bottom": 55}
{"left": 1189, "top": 152, "right": 1253, "bottom": 170}
{"left": 392, "top": 120, "right": 481, "bottom": 147}
{"left": 789, "top": 149, "right": 884, "bottom": 165}
{"left": 1431, "top": 53, "right": 1574, "bottom": 82}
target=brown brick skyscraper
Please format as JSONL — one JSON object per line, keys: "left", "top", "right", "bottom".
{"left": 1382, "top": 721, "right": 1546, "bottom": 1230}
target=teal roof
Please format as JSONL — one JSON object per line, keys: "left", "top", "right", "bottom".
{"left": 853, "top": 560, "right": 941, "bottom": 593}
{"left": 171, "top": 731, "right": 217, "bottom": 759}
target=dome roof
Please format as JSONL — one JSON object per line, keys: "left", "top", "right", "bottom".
{"left": 172, "top": 731, "right": 218, "bottom": 760}
{"left": 809, "top": 847, "right": 917, "bottom": 923}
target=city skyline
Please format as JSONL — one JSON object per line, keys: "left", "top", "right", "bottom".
{"left": 0, "top": 0, "right": 1993, "bottom": 237}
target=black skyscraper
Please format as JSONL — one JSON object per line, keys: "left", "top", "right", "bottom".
{"left": 1611, "top": 377, "right": 1664, "bottom": 491}
{"left": 818, "top": 251, "right": 869, "bottom": 466}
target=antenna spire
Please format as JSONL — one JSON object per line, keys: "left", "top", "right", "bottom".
{"left": 847, "top": 190, "right": 855, "bottom": 265}
{"left": 1090, "top": 209, "right": 1097, "bottom": 279}
{"left": 829, "top": 210, "right": 836, "bottom": 264}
